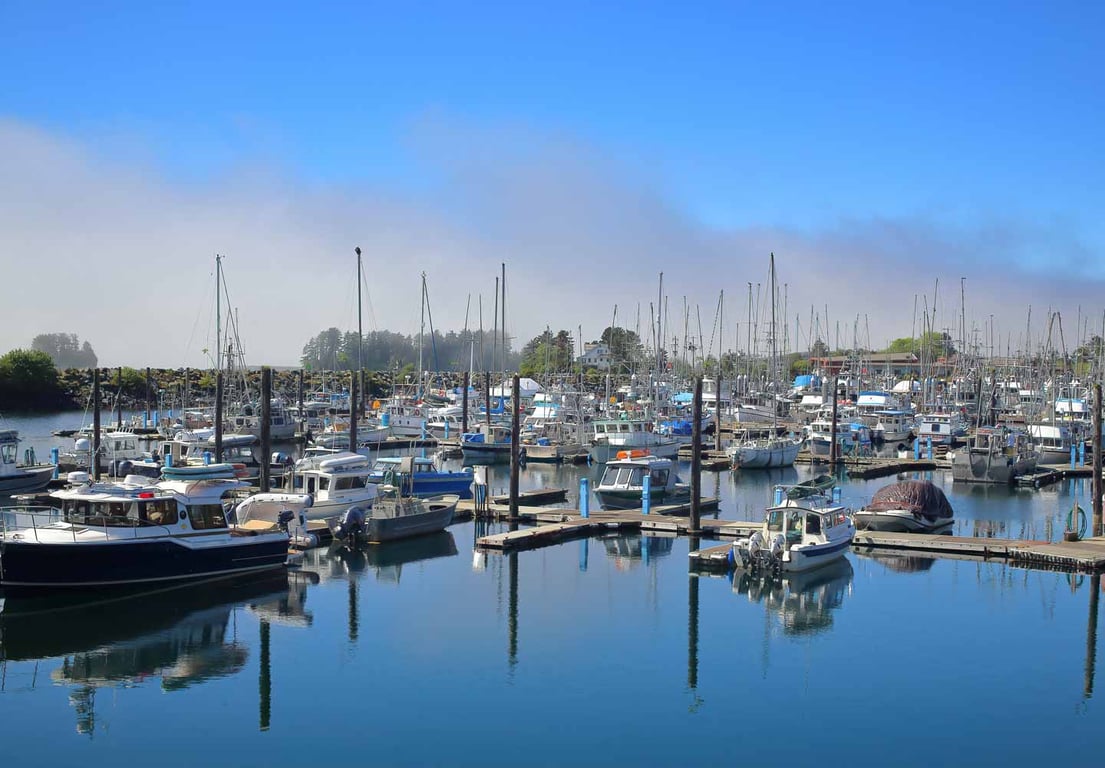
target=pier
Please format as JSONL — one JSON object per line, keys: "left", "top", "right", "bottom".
{"left": 471, "top": 497, "right": 1105, "bottom": 572}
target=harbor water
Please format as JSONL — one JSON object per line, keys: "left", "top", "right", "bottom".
{"left": 1, "top": 411, "right": 1103, "bottom": 766}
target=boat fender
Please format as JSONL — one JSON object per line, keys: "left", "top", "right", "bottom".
{"left": 726, "top": 546, "right": 736, "bottom": 568}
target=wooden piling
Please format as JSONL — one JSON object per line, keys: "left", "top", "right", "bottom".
{"left": 509, "top": 374, "right": 521, "bottom": 520}
{"left": 92, "top": 368, "right": 101, "bottom": 480}
{"left": 462, "top": 371, "right": 470, "bottom": 434}
{"left": 690, "top": 376, "right": 703, "bottom": 533}
{"left": 349, "top": 371, "right": 358, "bottom": 452}
{"left": 1094, "top": 384, "right": 1102, "bottom": 538}
{"left": 214, "top": 371, "right": 224, "bottom": 462}
{"left": 260, "top": 367, "right": 272, "bottom": 493}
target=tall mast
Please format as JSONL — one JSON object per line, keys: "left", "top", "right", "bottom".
{"left": 356, "top": 247, "right": 364, "bottom": 378}
{"left": 418, "top": 272, "right": 426, "bottom": 399}
{"left": 216, "top": 254, "right": 223, "bottom": 373}
{"left": 769, "top": 253, "right": 777, "bottom": 429}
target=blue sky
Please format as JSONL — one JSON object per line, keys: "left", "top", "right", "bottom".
{"left": 1, "top": 1, "right": 1102, "bottom": 365}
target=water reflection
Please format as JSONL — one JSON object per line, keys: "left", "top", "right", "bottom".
{"left": 601, "top": 533, "right": 675, "bottom": 570}
{"left": 730, "top": 558, "right": 854, "bottom": 636}
{"left": 301, "top": 532, "right": 459, "bottom": 586}
{"left": 854, "top": 550, "right": 938, "bottom": 573}
{"left": 0, "top": 572, "right": 296, "bottom": 735}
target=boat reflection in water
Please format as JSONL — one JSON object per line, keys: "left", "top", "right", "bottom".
{"left": 301, "top": 531, "right": 458, "bottom": 585}
{"left": 0, "top": 572, "right": 304, "bottom": 734}
{"left": 601, "top": 534, "right": 675, "bottom": 571}
{"left": 854, "top": 550, "right": 937, "bottom": 574}
{"left": 730, "top": 557, "right": 854, "bottom": 636}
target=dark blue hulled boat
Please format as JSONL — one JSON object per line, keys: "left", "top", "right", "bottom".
{"left": 0, "top": 466, "right": 298, "bottom": 590}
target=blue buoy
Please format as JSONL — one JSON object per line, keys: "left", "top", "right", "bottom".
{"left": 773, "top": 486, "right": 784, "bottom": 506}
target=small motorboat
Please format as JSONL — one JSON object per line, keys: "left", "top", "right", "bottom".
{"left": 729, "top": 478, "right": 855, "bottom": 574}
{"left": 594, "top": 450, "right": 690, "bottom": 511}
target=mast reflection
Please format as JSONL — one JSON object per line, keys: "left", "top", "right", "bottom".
{"left": 0, "top": 572, "right": 297, "bottom": 736}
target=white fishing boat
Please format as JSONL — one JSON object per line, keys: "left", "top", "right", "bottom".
{"left": 854, "top": 479, "right": 954, "bottom": 533}
{"left": 729, "top": 477, "right": 855, "bottom": 573}
{"left": 594, "top": 451, "right": 689, "bottom": 510}
{"left": 0, "top": 466, "right": 299, "bottom": 589}
{"left": 727, "top": 436, "right": 803, "bottom": 469}
{"left": 588, "top": 417, "right": 679, "bottom": 463}
{"left": 281, "top": 451, "right": 379, "bottom": 518}
{"left": 915, "top": 410, "right": 968, "bottom": 445}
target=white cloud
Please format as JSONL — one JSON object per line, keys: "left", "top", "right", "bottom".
{"left": 1, "top": 116, "right": 1100, "bottom": 368}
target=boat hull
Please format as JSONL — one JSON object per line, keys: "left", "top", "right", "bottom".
{"left": 0, "top": 536, "right": 288, "bottom": 590}
{"left": 588, "top": 440, "right": 679, "bottom": 464}
{"left": 365, "top": 497, "right": 457, "bottom": 543}
{"left": 951, "top": 451, "right": 1037, "bottom": 484}
{"left": 732, "top": 441, "right": 801, "bottom": 469}
{"left": 595, "top": 488, "right": 690, "bottom": 511}
{"left": 0, "top": 465, "right": 55, "bottom": 495}
{"left": 781, "top": 537, "right": 853, "bottom": 572}
{"left": 854, "top": 510, "right": 953, "bottom": 533}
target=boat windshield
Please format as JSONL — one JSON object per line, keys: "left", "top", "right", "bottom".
{"left": 61, "top": 498, "right": 179, "bottom": 527}
{"left": 601, "top": 467, "right": 645, "bottom": 487}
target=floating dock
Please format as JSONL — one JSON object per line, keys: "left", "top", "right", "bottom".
{"left": 688, "top": 531, "right": 1105, "bottom": 573}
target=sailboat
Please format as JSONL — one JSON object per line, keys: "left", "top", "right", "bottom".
{"left": 215, "top": 256, "right": 296, "bottom": 440}
{"left": 727, "top": 254, "right": 802, "bottom": 469}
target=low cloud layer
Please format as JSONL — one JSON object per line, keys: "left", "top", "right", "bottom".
{"left": 1, "top": 116, "right": 1100, "bottom": 368}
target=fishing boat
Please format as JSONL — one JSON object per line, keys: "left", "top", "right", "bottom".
{"left": 368, "top": 456, "right": 474, "bottom": 499}
{"left": 727, "top": 436, "right": 803, "bottom": 469}
{"left": 282, "top": 451, "right": 379, "bottom": 518}
{"left": 57, "top": 430, "right": 146, "bottom": 474}
{"left": 915, "top": 410, "right": 968, "bottom": 445}
{"left": 461, "top": 424, "right": 519, "bottom": 464}
{"left": 950, "top": 426, "right": 1038, "bottom": 484}
{"left": 329, "top": 476, "right": 459, "bottom": 544}
{"left": 588, "top": 417, "right": 679, "bottom": 463}
{"left": 854, "top": 479, "right": 954, "bottom": 533}
{"left": 594, "top": 451, "right": 690, "bottom": 510}
{"left": 0, "top": 430, "right": 54, "bottom": 495}
{"left": 728, "top": 478, "right": 855, "bottom": 573}
{"left": 0, "top": 466, "right": 299, "bottom": 590}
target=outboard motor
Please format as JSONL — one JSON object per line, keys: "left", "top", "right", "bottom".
{"left": 277, "top": 509, "right": 296, "bottom": 532}
{"left": 332, "top": 506, "right": 367, "bottom": 542}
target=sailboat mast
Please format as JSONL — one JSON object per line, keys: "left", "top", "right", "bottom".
{"left": 356, "top": 247, "right": 364, "bottom": 378}
{"left": 418, "top": 272, "right": 426, "bottom": 399}
{"left": 216, "top": 254, "right": 223, "bottom": 374}
{"left": 769, "top": 253, "right": 778, "bottom": 429}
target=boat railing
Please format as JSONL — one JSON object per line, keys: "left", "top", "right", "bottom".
{"left": 0, "top": 506, "right": 177, "bottom": 543}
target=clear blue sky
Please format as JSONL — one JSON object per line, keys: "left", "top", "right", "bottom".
{"left": 1, "top": 1, "right": 1102, "bottom": 365}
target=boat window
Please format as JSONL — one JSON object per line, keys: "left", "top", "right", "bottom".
{"left": 306, "top": 476, "right": 317, "bottom": 494}
{"left": 144, "top": 499, "right": 176, "bottom": 525}
{"left": 334, "top": 475, "right": 367, "bottom": 490}
{"left": 188, "top": 503, "right": 226, "bottom": 530}
{"left": 595, "top": 424, "right": 606, "bottom": 434}
{"left": 63, "top": 499, "right": 93, "bottom": 524}
{"left": 766, "top": 509, "right": 783, "bottom": 532}
{"left": 1, "top": 443, "right": 15, "bottom": 464}
{"left": 599, "top": 467, "right": 618, "bottom": 485}
{"left": 806, "top": 513, "right": 821, "bottom": 535}
{"left": 649, "top": 469, "right": 669, "bottom": 487}
{"left": 318, "top": 476, "right": 331, "bottom": 491}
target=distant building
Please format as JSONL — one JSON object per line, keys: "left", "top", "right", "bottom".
{"left": 577, "top": 343, "right": 612, "bottom": 370}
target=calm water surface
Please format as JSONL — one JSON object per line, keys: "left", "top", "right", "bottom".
{"left": 1, "top": 412, "right": 1102, "bottom": 766}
